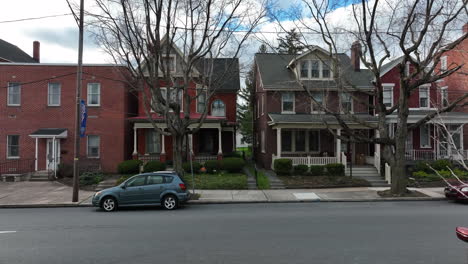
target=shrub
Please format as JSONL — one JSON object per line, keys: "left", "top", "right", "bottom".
{"left": 453, "top": 168, "right": 468, "bottom": 179}
{"left": 325, "top": 163, "right": 345, "bottom": 176}
{"left": 182, "top": 161, "right": 202, "bottom": 173}
{"left": 414, "top": 161, "right": 431, "bottom": 173}
{"left": 224, "top": 152, "right": 242, "bottom": 158}
{"left": 274, "top": 159, "right": 292, "bottom": 176}
{"left": 79, "top": 172, "right": 103, "bottom": 185}
{"left": 432, "top": 159, "right": 452, "bottom": 171}
{"left": 221, "top": 157, "right": 246, "bottom": 173}
{"left": 412, "top": 170, "right": 429, "bottom": 178}
{"left": 309, "top": 165, "right": 325, "bottom": 176}
{"left": 116, "top": 175, "right": 132, "bottom": 186}
{"left": 117, "top": 160, "right": 142, "bottom": 174}
{"left": 293, "top": 165, "right": 309, "bottom": 175}
{"left": 204, "top": 160, "right": 221, "bottom": 174}
{"left": 143, "top": 161, "right": 166, "bottom": 173}
{"left": 412, "top": 170, "right": 440, "bottom": 181}
{"left": 57, "top": 163, "right": 73, "bottom": 178}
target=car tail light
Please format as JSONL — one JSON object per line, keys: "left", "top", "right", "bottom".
{"left": 179, "top": 183, "right": 186, "bottom": 191}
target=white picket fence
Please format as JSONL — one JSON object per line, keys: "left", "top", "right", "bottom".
{"left": 272, "top": 154, "right": 338, "bottom": 168}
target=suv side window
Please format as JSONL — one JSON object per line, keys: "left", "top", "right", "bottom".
{"left": 126, "top": 175, "right": 146, "bottom": 187}
{"left": 147, "top": 175, "right": 164, "bottom": 185}
{"left": 164, "top": 176, "right": 174, "bottom": 183}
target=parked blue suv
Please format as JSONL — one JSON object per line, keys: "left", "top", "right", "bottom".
{"left": 92, "top": 171, "right": 190, "bottom": 211}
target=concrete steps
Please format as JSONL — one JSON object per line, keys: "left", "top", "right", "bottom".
{"left": 29, "top": 171, "right": 51, "bottom": 182}
{"left": 346, "top": 166, "right": 389, "bottom": 187}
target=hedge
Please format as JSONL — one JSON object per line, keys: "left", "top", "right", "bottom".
{"left": 204, "top": 160, "right": 221, "bottom": 174}
{"left": 143, "top": 160, "right": 166, "bottom": 173}
{"left": 117, "top": 160, "right": 142, "bottom": 174}
{"left": 182, "top": 161, "right": 202, "bottom": 173}
{"left": 274, "top": 159, "right": 292, "bottom": 176}
{"left": 221, "top": 157, "right": 246, "bottom": 173}
{"left": 79, "top": 172, "right": 103, "bottom": 185}
{"left": 309, "top": 165, "right": 325, "bottom": 176}
{"left": 325, "top": 163, "right": 345, "bottom": 176}
{"left": 293, "top": 165, "right": 309, "bottom": 175}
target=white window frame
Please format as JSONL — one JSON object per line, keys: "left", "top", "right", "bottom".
{"left": 87, "top": 83, "right": 101, "bottom": 106}
{"left": 261, "top": 131, "right": 265, "bottom": 153}
{"left": 161, "top": 54, "right": 176, "bottom": 73}
{"left": 48, "top": 82, "right": 61, "bottom": 106}
{"left": 340, "top": 92, "right": 353, "bottom": 113}
{"left": 261, "top": 94, "right": 265, "bottom": 116}
{"left": 420, "top": 125, "right": 431, "bottom": 148}
{"left": 211, "top": 99, "right": 226, "bottom": 117}
{"left": 7, "top": 82, "right": 21, "bottom": 106}
{"left": 196, "top": 88, "right": 207, "bottom": 113}
{"left": 440, "top": 56, "right": 447, "bottom": 71}
{"left": 310, "top": 91, "right": 325, "bottom": 113}
{"left": 299, "top": 59, "right": 333, "bottom": 80}
{"left": 382, "top": 84, "right": 394, "bottom": 108}
{"left": 6, "top": 135, "right": 20, "bottom": 159}
{"left": 440, "top": 86, "right": 448, "bottom": 107}
{"left": 281, "top": 130, "right": 321, "bottom": 154}
{"left": 145, "top": 130, "right": 161, "bottom": 154}
{"left": 281, "top": 92, "right": 295, "bottom": 113}
{"left": 87, "top": 135, "right": 100, "bottom": 158}
{"left": 155, "top": 87, "right": 184, "bottom": 113}
{"left": 419, "top": 85, "right": 430, "bottom": 109}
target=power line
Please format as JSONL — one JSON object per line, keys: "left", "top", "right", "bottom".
{"left": 0, "top": 13, "right": 73, "bottom": 24}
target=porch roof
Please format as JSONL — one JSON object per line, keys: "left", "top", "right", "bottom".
{"left": 29, "top": 128, "right": 67, "bottom": 138}
{"left": 128, "top": 113, "right": 226, "bottom": 123}
{"left": 268, "top": 113, "right": 378, "bottom": 127}
{"left": 386, "top": 110, "right": 468, "bottom": 124}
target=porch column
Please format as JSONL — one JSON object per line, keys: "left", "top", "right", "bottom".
{"left": 189, "top": 131, "right": 194, "bottom": 160}
{"left": 160, "top": 130, "right": 166, "bottom": 163}
{"left": 336, "top": 129, "right": 341, "bottom": 162}
{"left": 132, "top": 126, "right": 138, "bottom": 158}
{"left": 217, "top": 126, "right": 223, "bottom": 160}
{"left": 35, "top": 138, "right": 38, "bottom": 171}
{"left": 53, "top": 136, "right": 57, "bottom": 178}
{"left": 277, "top": 128, "right": 281, "bottom": 157}
{"left": 375, "top": 129, "right": 381, "bottom": 159}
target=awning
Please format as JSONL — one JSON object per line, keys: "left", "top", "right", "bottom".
{"left": 29, "top": 128, "right": 68, "bottom": 138}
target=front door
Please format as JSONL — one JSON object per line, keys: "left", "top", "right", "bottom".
{"left": 46, "top": 139, "right": 60, "bottom": 170}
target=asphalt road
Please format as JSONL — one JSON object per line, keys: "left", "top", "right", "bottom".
{"left": 0, "top": 201, "right": 468, "bottom": 264}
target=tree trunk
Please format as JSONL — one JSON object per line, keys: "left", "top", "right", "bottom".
{"left": 173, "top": 133, "right": 184, "bottom": 175}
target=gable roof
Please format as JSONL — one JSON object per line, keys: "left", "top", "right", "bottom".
{"left": 0, "top": 39, "right": 36, "bottom": 63}
{"left": 196, "top": 58, "right": 240, "bottom": 92}
{"left": 380, "top": 56, "right": 404, "bottom": 77}
{"left": 255, "top": 52, "right": 374, "bottom": 90}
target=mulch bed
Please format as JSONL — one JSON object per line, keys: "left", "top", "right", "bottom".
{"left": 377, "top": 189, "right": 429, "bottom": 198}
{"left": 278, "top": 175, "right": 371, "bottom": 189}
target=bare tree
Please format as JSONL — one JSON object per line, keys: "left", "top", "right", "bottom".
{"left": 276, "top": 0, "right": 467, "bottom": 195}
{"left": 86, "top": 0, "right": 266, "bottom": 173}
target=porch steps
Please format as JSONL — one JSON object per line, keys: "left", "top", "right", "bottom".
{"left": 346, "top": 166, "right": 389, "bottom": 187}
{"left": 29, "top": 170, "right": 51, "bottom": 182}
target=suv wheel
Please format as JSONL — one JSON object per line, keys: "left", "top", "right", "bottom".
{"left": 163, "top": 195, "right": 178, "bottom": 210}
{"left": 101, "top": 197, "right": 117, "bottom": 212}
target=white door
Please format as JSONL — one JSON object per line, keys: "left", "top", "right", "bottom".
{"left": 46, "top": 139, "right": 60, "bottom": 170}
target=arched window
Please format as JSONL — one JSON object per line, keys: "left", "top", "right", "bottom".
{"left": 211, "top": 99, "right": 225, "bottom": 117}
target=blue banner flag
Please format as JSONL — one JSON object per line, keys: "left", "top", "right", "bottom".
{"left": 80, "top": 99, "right": 87, "bottom": 138}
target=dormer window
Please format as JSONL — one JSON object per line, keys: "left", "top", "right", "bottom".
{"left": 161, "top": 55, "right": 176, "bottom": 72}
{"left": 299, "top": 60, "right": 332, "bottom": 79}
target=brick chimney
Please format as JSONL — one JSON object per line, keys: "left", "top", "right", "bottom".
{"left": 351, "top": 41, "right": 361, "bottom": 72}
{"left": 33, "top": 41, "right": 40, "bottom": 63}
{"left": 463, "top": 23, "right": 468, "bottom": 34}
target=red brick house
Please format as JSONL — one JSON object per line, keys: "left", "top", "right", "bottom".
{"left": 253, "top": 41, "right": 468, "bottom": 172}
{"left": 0, "top": 43, "right": 135, "bottom": 174}
{"left": 128, "top": 44, "right": 240, "bottom": 163}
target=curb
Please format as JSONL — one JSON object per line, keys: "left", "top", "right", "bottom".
{"left": 0, "top": 203, "right": 93, "bottom": 209}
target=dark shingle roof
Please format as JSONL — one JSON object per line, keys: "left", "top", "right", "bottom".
{"left": 255, "top": 53, "right": 374, "bottom": 90}
{"left": 268, "top": 113, "right": 378, "bottom": 124}
{"left": 0, "top": 39, "right": 36, "bottom": 63}
{"left": 196, "top": 58, "right": 240, "bottom": 92}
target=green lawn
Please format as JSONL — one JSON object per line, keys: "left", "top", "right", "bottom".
{"left": 182, "top": 173, "right": 247, "bottom": 189}
{"left": 246, "top": 165, "right": 270, "bottom": 189}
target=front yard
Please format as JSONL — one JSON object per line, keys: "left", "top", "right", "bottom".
{"left": 181, "top": 173, "right": 248, "bottom": 189}
{"left": 278, "top": 175, "right": 371, "bottom": 189}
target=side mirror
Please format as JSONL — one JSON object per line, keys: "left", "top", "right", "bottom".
{"left": 121, "top": 185, "right": 126, "bottom": 189}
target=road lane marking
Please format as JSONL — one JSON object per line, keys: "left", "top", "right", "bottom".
{"left": 0, "top": 231, "right": 17, "bottom": 234}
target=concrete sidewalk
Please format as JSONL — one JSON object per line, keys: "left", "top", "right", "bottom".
{"left": 0, "top": 181, "right": 446, "bottom": 208}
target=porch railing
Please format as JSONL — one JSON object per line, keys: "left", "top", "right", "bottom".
{"left": 194, "top": 155, "right": 218, "bottom": 163}
{"left": 272, "top": 155, "right": 338, "bottom": 167}
{"left": 138, "top": 154, "right": 160, "bottom": 163}
{"left": 405, "top": 149, "right": 468, "bottom": 161}
{"left": 0, "top": 159, "right": 35, "bottom": 175}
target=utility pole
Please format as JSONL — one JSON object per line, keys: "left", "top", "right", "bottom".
{"left": 72, "top": 0, "right": 84, "bottom": 202}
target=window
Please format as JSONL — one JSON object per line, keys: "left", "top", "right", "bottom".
{"left": 440, "top": 87, "right": 448, "bottom": 107}
{"left": 281, "top": 130, "right": 292, "bottom": 152}
{"left": 420, "top": 125, "right": 431, "bottom": 148}
{"left": 127, "top": 176, "right": 146, "bottom": 187}
{"left": 300, "top": 60, "right": 309, "bottom": 78}
{"left": 212, "top": 99, "right": 225, "bottom": 117}
{"left": 197, "top": 89, "right": 207, "bottom": 113}
{"left": 383, "top": 85, "right": 393, "bottom": 108}
{"left": 440, "top": 56, "right": 447, "bottom": 71}
{"left": 87, "top": 135, "right": 100, "bottom": 158}
{"left": 311, "top": 91, "right": 324, "bottom": 112}
{"left": 160, "top": 87, "right": 183, "bottom": 112}
{"left": 322, "top": 60, "right": 331, "bottom": 78}
{"left": 419, "top": 86, "right": 429, "bottom": 108}
{"left": 7, "top": 135, "right": 19, "bottom": 158}
{"left": 295, "top": 131, "right": 306, "bottom": 152}
{"left": 146, "top": 130, "right": 161, "bottom": 154}
{"left": 261, "top": 94, "right": 265, "bottom": 116}
{"left": 310, "top": 60, "right": 320, "bottom": 78}
{"left": 309, "top": 130, "right": 320, "bottom": 152}
{"left": 147, "top": 175, "right": 164, "bottom": 185}
{"left": 48, "top": 82, "right": 61, "bottom": 106}
{"left": 7, "top": 82, "right": 21, "bottom": 106}
{"left": 340, "top": 93, "right": 353, "bottom": 113}
{"left": 161, "top": 55, "right": 176, "bottom": 72}
{"left": 87, "top": 83, "right": 100, "bottom": 106}
{"left": 261, "top": 131, "right": 265, "bottom": 153}
{"left": 281, "top": 92, "right": 294, "bottom": 113}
